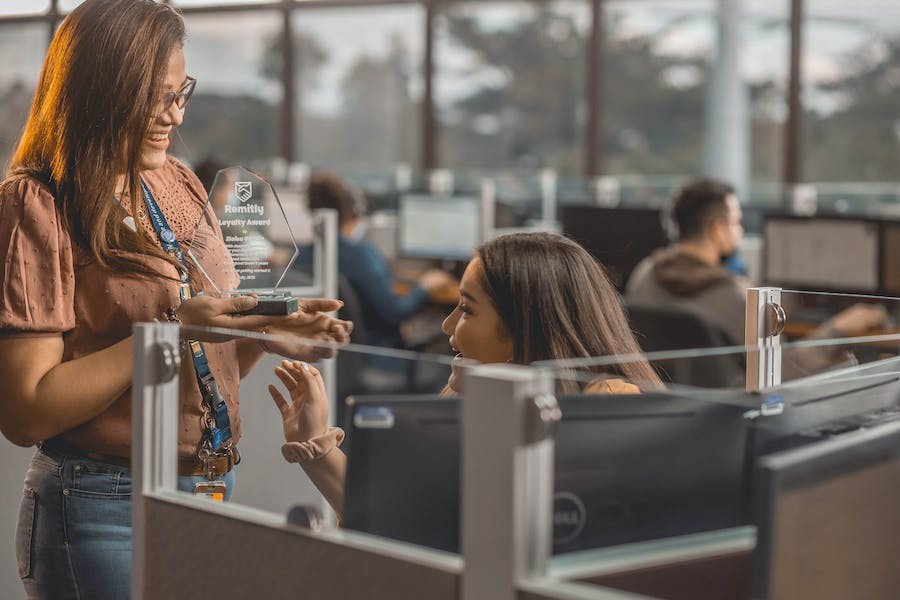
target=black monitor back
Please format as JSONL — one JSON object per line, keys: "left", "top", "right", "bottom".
{"left": 747, "top": 372, "right": 900, "bottom": 459}
{"left": 343, "top": 392, "right": 752, "bottom": 554}
{"left": 560, "top": 205, "right": 669, "bottom": 289}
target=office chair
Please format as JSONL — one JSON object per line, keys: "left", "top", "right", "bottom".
{"left": 625, "top": 302, "right": 744, "bottom": 388}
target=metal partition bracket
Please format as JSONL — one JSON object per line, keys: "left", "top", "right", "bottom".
{"left": 311, "top": 208, "right": 340, "bottom": 527}
{"left": 480, "top": 178, "right": 496, "bottom": 243}
{"left": 310, "top": 208, "right": 339, "bottom": 425}
{"left": 461, "top": 364, "right": 556, "bottom": 600}
{"left": 132, "top": 322, "right": 182, "bottom": 600}
{"left": 745, "top": 287, "right": 784, "bottom": 391}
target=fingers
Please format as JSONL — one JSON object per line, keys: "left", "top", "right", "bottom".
{"left": 299, "top": 298, "right": 344, "bottom": 314}
{"left": 225, "top": 295, "right": 259, "bottom": 314}
{"left": 274, "top": 365, "right": 299, "bottom": 392}
{"left": 283, "top": 360, "right": 323, "bottom": 397}
{"left": 268, "top": 384, "right": 289, "bottom": 415}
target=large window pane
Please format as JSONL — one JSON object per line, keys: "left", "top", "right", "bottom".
{"left": 173, "top": 0, "right": 273, "bottom": 6}
{"left": 172, "top": 12, "right": 282, "bottom": 168}
{"left": 436, "top": 1, "right": 590, "bottom": 175}
{"left": 290, "top": 5, "right": 424, "bottom": 174}
{"left": 0, "top": 24, "right": 48, "bottom": 168}
{"left": 0, "top": 1, "right": 49, "bottom": 16}
{"left": 804, "top": 0, "right": 900, "bottom": 196}
{"left": 603, "top": 0, "right": 788, "bottom": 208}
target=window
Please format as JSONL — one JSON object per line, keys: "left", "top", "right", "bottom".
{"left": 290, "top": 4, "right": 424, "bottom": 174}
{"left": 0, "top": 24, "right": 48, "bottom": 167}
{"left": 804, "top": 0, "right": 900, "bottom": 193}
{"left": 0, "top": 1, "right": 49, "bottom": 16}
{"left": 603, "top": 0, "right": 788, "bottom": 207}
{"left": 435, "top": 1, "right": 590, "bottom": 176}
{"left": 172, "top": 11, "right": 282, "bottom": 167}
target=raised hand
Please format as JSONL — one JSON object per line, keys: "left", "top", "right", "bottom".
{"left": 268, "top": 360, "right": 330, "bottom": 445}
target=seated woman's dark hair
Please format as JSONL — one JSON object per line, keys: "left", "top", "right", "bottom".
{"left": 475, "top": 232, "right": 663, "bottom": 391}
{"left": 306, "top": 171, "right": 366, "bottom": 224}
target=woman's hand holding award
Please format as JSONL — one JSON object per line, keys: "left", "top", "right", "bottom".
{"left": 187, "top": 166, "right": 299, "bottom": 315}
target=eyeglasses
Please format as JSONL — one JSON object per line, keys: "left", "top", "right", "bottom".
{"left": 159, "top": 76, "right": 197, "bottom": 113}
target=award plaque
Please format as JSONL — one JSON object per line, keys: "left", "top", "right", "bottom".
{"left": 188, "top": 166, "right": 300, "bottom": 316}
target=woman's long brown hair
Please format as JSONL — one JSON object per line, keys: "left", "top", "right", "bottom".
{"left": 5, "top": 0, "right": 185, "bottom": 277}
{"left": 476, "top": 232, "right": 664, "bottom": 392}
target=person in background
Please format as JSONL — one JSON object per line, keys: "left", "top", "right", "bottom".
{"left": 0, "top": 2, "right": 349, "bottom": 598}
{"left": 626, "top": 177, "right": 886, "bottom": 350}
{"left": 267, "top": 232, "right": 664, "bottom": 519}
{"left": 301, "top": 171, "right": 457, "bottom": 347}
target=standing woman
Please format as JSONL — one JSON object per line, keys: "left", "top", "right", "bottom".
{"left": 0, "top": 1, "right": 348, "bottom": 598}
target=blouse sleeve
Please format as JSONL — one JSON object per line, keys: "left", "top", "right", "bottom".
{"left": 0, "top": 177, "right": 76, "bottom": 334}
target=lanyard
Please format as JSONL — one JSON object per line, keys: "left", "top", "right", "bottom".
{"left": 139, "top": 179, "right": 233, "bottom": 455}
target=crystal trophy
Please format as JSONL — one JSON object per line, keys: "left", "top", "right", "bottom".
{"left": 187, "top": 166, "right": 300, "bottom": 315}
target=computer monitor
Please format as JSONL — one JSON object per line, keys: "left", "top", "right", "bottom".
{"left": 397, "top": 194, "right": 481, "bottom": 261}
{"left": 560, "top": 205, "right": 669, "bottom": 289}
{"left": 751, "top": 420, "right": 900, "bottom": 600}
{"left": 747, "top": 371, "right": 900, "bottom": 459}
{"left": 342, "top": 392, "right": 754, "bottom": 555}
{"left": 763, "top": 215, "right": 881, "bottom": 294}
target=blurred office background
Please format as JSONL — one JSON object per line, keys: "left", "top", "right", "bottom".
{"left": 0, "top": 0, "right": 898, "bottom": 215}
{"left": 1, "top": 0, "right": 899, "bottom": 597}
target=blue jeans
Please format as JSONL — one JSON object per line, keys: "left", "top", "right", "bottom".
{"left": 15, "top": 443, "right": 236, "bottom": 600}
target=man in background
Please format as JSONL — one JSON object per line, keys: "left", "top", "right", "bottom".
{"left": 626, "top": 178, "right": 885, "bottom": 349}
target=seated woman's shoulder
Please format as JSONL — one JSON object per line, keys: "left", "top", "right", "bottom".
{"left": 583, "top": 377, "right": 643, "bottom": 395}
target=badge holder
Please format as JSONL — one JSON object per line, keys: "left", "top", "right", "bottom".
{"left": 193, "top": 448, "right": 226, "bottom": 502}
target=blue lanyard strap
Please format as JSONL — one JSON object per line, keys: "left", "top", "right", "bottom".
{"left": 139, "top": 179, "right": 233, "bottom": 454}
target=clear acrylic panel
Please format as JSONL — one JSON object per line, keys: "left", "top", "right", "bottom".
{"left": 167, "top": 324, "right": 455, "bottom": 542}
{"left": 777, "top": 290, "right": 900, "bottom": 383}
{"left": 148, "top": 317, "right": 900, "bottom": 566}
{"left": 531, "top": 331, "right": 900, "bottom": 561}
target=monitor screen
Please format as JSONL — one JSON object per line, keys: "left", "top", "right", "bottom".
{"left": 763, "top": 216, "right": 880, "bottom": 293}
{"left": 752, "top": 420, "right": 900, "bottom": 600}
{"left": 342, "top": 392, "right": 753, "bottom": 555}
{"left": 560, "top": 206, "right": 668, "bottom": 289}
{"left": 397, "top": 194, "right": 481, "bottom": 260}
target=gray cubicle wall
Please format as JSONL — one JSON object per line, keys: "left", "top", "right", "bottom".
{"left": 141, "top": 497, "right": 460, "bottom": 600}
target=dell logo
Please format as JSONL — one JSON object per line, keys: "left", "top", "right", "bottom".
{"left": 553, "top": 491, "right": 587, "bottom": 545}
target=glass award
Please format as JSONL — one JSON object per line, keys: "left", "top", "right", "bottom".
{"left": 187, "top": 166, "right": 300, "bottom": 315}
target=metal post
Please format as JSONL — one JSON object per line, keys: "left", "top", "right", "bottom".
{"left": 461, "top": 364, "right": 558, "bottom": 600}
{"left": 480, "top": 178, "right": 496, "bottom": 242}
{"left": 539, "top": 168, "right": 557, "bottom": 225}
{"left": 703, "top": 0, "right": 749, "bottom": 197}
{"left": 312, "top": 208, "right": 339, "bottom": 427}
{"left": 583, "top": 0, "right": 605, "bottom": 179}
{"left": 131, "top": 322, "right": 182, "bottom": 600}
{"left": 422, "top": 1, "right": 437, "bottom": 172}
{"left": 280, "top": 0, "right": 297, "bottom": 161}
{"left": 783, "top": 0, "right": 804, "bottom": 210}
{"left": 745, "top": 287, "right": 785, "bottom": 390}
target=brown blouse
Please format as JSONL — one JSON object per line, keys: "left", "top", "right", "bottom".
{"left": 0, "top": 156, "right": 242, "bottom": 459}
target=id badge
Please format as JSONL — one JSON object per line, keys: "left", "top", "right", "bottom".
{"left": 194, "top": 480, "right": 226, "bottom": 502}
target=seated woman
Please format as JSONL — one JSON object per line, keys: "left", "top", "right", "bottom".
{"left": 268, "top": 232, "right": 663, "bottom": 516}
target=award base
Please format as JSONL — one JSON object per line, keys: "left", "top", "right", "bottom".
{"left": 236, "top": 293, "right": 298, "bottom": 316}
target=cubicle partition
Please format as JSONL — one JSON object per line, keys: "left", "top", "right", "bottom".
{"left": 129, "top": 288, "right": 900, "bottom": 599}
